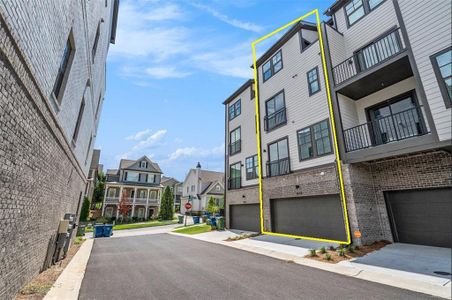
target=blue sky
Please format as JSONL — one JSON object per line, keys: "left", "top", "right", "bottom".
{"left": 97, "top": 0, "right": 332, "bottom": 181}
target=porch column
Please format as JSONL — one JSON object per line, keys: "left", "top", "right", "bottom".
{"left": 131, "top": 187, "right": 137, "bottom": 217}
{"left": 102, "top": 185, "right": 109, "bottom": 215}
{"left": 145, "top": 188, "right": 150, "bottom": 219}
{"left": 117, "top": 186, "right": 123, "bottom": 219}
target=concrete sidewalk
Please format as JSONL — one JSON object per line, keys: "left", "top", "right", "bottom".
{"left": 169, "top": 230, "right": 451, "bottom": 299}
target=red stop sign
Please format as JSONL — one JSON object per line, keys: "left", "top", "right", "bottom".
{"left": 185, "top": 202, "right": 192, "bottom": 210}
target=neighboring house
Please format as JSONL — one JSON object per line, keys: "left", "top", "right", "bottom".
{"left": 161, "top": 176, "right": 183, "bottom": 212}
{"left": 102, "top": 156, "right": 164, "bottom": 220}
{"left": 85, "top": 149, "right": 101, "bottom": 203}
{"left": 0, "top": 1, "right": 119, "bottom": 298}
{"left": 181, "top": 163, "right": 225, "bottom": 214}
{"left": 225, "top": 0, "right": 451, "bottom": 248}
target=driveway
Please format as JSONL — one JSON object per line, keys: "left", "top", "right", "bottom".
{"left": 351, "top": 243, "right": 452, "bottom": 279}
{"left": 79, "top": 234, "right": 436, "bottom": 300}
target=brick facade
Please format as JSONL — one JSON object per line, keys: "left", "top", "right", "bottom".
{"left": 225, "top": 185, "right": 259, "bottom": 228}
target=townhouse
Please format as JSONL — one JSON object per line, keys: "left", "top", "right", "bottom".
{"left": 161, "top": 176, "right": 183, "bottom": 212}
{"left": 224, "top": 0, "right": 451, "bottom": 248}
{"left": 103, "top": 156, "right": 163, "bottom": 220}
{"left": 0, "top": 1, "right": 118, "bottom": 298}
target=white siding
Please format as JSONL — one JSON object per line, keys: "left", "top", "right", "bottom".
{"left": 338, "top": 94, "right": 359, "bottom": 130}
{"left": 325, "top": 24, "right": 346, "bottom": 67}
{"left": 398, "top": 0, "right": 452, "bottom": 141}
{"left": 258, "top": 29, "right": 335, "bottom": 176}
{"left": 226, "top": 84, "right": 259, "bottom": 186}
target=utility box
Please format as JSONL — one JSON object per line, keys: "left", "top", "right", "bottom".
{"left": 58, "top": 220, "right": 70, "bottom": 234}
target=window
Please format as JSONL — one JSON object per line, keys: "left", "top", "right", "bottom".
{"left": 265, "top": 91, "right": 286, "bottom": 131}
{"left": 229, "top": 99, "right": 241, "bottom": 120}
{"left": 72, "top": 98, "right": 85, "bottom": 144}
{"left": 229, "top": 162, "right": 241, "bottom": 189}
{"left": 431, "top": 48, "right": 452, "bottom": 107}
{"left": 345, "top": 0, "right": 385, "bottom": 27}
{"left": 245, "top": 155, "right": 259, "bottom": 180}
{"left": 107, "top": 188, "right": 117, "bottom": 198}
{"left": 268, "top": 138, "right": 289, "bottom": 176}
{"left": 53, "top": 33, "right": 74, "bottom": 102}
{"left": 140, "top": 161, "right": 148, "bottom": 168}
{"left": 92, "top": 23, "right": 100, "bottom": 63}
{"left": 307, "top": 67, "right": 320, "bottom": 96}
{"left": 229, "top": 127, "right": 241, "bottom": 155}
{"left": 84, "top": 136, "right": 92, "bottom": 165}
{"left": 263, "top": 50, "right": 283, "bottom": 81}
{"left": 147, "top": 174, "right": 156, "bottom": 183}
{"left": 150, "top": 190, "right": 157, "bottom": 199}
{"left": 191, "top": 185, "right": 195, "bottom": 192}
{"left": 126, "top": 172, "right": 139, "bottom": 182}
{"left": 297, "top": 120, "right": 332, "bottom": 161}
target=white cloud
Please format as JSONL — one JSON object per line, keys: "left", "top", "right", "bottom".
{"left": 166, "top": 144, "right": 224, "bottom": 162}
{"left": 145, "top": 66, "right": 191, "bottom": 79}
{"left": 118, "top": 129, "right": 168, "bottom": 159}
{"left": 125, "top": 128, "right": 152, "bottom": 141}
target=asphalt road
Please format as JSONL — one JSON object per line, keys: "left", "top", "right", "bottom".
{"left": 79, "top": 234, "right": 437, "bottom": 300}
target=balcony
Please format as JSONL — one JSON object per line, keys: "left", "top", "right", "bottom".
{"left": 104, "top": 197, "right": 120, "bottom": 204}
{"left": 343, "top": 106, "right": 429, "bottom": 152}
{"left": 266, "top": 157, "right": 290, "bottom": 177}
{"left": 135, "top": 198, "right": 147, "bottom": 205}
{"left": 229, "top": 140, "right": 241, "bottom": 155}
{"left": 264, "top": 107, "right": 286, "bottom": 131}
{"left": 332, "top": 28, "right": 412, "bottom": 99}
{"left": 228, "top": 177, "right": 241, "bottom": 190}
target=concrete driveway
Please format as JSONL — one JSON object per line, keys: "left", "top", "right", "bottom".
{"left": 351, "top": 243, "right": 452, "bottom": 279}
{"left": 79, "top": 234, "right": 436, "bottom": 300}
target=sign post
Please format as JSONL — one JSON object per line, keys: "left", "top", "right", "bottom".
{"left": 184, "top": 202, "right": 192, "bottom": 226}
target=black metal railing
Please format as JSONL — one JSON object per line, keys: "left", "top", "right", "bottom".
{"left": 333, "top": 28, "right": 404, "bottom": 85}
{"left": 343, "top": 106, "right": 428, "bottom": 152}
{"left": 266, "top": 157, "right": 290, "bottom": 177}
{"left": 228, "top": 177, "right": 241, "bottom": 190}
{"left": 264, "top": 107, "right": 286, "bottom": 131}
{"left": 229, "top": 140, "right": 241, "bottom": 155}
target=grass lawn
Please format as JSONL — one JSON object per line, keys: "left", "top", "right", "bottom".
{"left": 173, "top": 224, "right": 211, "bottom": 235}
{"left": 85, "top": 219, "right": 178, "bottom": 232}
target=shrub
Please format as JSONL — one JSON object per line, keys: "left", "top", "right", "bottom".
{"left": 159, "top": 186, "right": 174, "bottom": 220}
{"left": 309, "top": 249, "right": 317, "bottom": 257}
{"left": 347, "top": 245, "right": 355, "bottom": 253}
{"left": 79, "top": 197, "right": 90, "bottom": 222}
{"left": 319, "top": 247, "right": 327, "bottom": 254}
{"left": 96, "top": 216, "right": 109, "bottom": 224}
{"left": 324, "top": 253, "right": 332, "bottom": 261}
{"left": 329, "top": 245, "right": 335, "bottom": 251}
{"left": 337, "top": 248, "right": 346, "bottom": 257}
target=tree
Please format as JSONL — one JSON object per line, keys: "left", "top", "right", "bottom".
{"left": 206, "top": 196, "right": 220, "bottom": 215}
{"left": 118, "top": 190, "right": 131, "bottom": 222}
{"left": 91, "top": 171, "right": 106, "bottom": 209}
{"left": 158, "top": 186, "right": 174, "bottom": 220}
{"left": 79, "top": 196, "right": 90, "bottom": 222}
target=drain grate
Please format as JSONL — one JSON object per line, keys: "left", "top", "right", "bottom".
{"left": 434, "top": 271, "right": 452, "bottom": 276}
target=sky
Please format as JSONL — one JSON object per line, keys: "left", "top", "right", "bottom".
{"left": 96, "top": 0, "right": 332, "bottom": 181}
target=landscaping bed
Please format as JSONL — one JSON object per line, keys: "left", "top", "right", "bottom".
{"left": 305, "top": 241, "right": 391, "bottom": 263}
{"left": 173, "top": 224, "right": 211, "bottom": 235}
{"left": 15, "top": 237, "right": 85, "bottom": 300}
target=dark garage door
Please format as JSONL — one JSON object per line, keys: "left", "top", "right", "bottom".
{"left": 385, "top": 188, "right": 452, "bottom": 248}
{"left": 229, "top": 204, "right": 260, "bottom": 232}
{"left": 270, "top": 195, "right": 347, "bottom": 241}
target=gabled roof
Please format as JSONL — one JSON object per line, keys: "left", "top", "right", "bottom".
{"left": 161, "top": 176, "right": 180, "bottom": 185}
{"left": 200, "top": 180, "right": 224, "bottom": 196}
{"left": 198, "top": 169, "right": 224, "bottom": 183}
{"left": 106, "top": 169, "right": 118, "bottom": 175}
{"left": 119, "top": 155, "right": 162, "bottom": 173}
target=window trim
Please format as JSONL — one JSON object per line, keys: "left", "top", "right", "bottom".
{"left": 229, "top": 126, "right": 241, "bottom": 156}
{"left": 344, "top": 0, "right": 386, "bottom": 29}
{"left": 52, "top": 30, "right": 76, "bottom": 105}
{"left": 72, "top": 97, "right": 85, "bottom": 145}
{"left": 229, "top": 99, "right": 241, "bottom": 121}
{"left": 267, "top": 136, "right": 290, "bottom": 177}
{"left": 229, "top": 161, "right": 242, "bottom": 190}
{"left": 430, "top": 47, "right": 452, "bottom": 109}
{"left": 297, "top": 119, "right": 333, "bottom": 161}
{"left": 262, "top": 50, "right": 283, "bottom": 82}
{"left": 264, "top": 89, "right": 287, "bottom": 132}
{"left": 92, "top": 22, "right": 101, "bottom": 63}
{"left": 245, "top": 154, "right": 259, "bottom": 180}
{"left": 307, "top": 66, "right": 321, "bottom": 96}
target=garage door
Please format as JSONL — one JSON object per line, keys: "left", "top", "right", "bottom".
{"left": 270, "top": 195, "right": 347, "bottom": 241}
{"left": 229, "top": 204, "right": 260, "bottom": 232}
{"left": 385, "top": 188, "right": 452, "bottom": 248}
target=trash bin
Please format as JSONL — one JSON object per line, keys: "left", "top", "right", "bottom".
{"left": 177, "top": 215, "right": 184, "bottom": 224}
{"left": 193, "top": 216, "right": 200, "bottom": 224}
{"left": 103, "top": 224, "right": 113, "bottom": 237}
{"left": 94, "top": 225, "right": 104, "bottom": 238}
{"left": 210, "top": 217, "right": 217, "bottom": 227}
{"left": 216, "top": 217, "right": 225, "bottom": 231}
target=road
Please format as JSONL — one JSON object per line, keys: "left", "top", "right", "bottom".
{"left": 79, "top": 234, "right": 437, "bottom": 300}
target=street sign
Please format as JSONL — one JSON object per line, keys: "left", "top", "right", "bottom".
{"left": 185, "top": 202, "right": 192, "bottom": 210}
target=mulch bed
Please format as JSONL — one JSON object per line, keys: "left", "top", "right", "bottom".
{"left": 306, "top": 240, "right": 391, "bottom": 264}
{"left": 15, "top": 239, "right": 85, "bottom": 300}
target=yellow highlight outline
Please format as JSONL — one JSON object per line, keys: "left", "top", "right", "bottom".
{"left": 252, "top": 9, "right": 351, "bottom": 245}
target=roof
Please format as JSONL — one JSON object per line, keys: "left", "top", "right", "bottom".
{"left": 106, "top": 169, "right": 118, "bottom": 175}
{"left": 198, "top": 169, "right": 224, "bottom": 184}
{"left": 254, "top": 21, "right": 318, "bottom": 68}
{"left": 200, "top": 180, "right": 224, "bottom": 195}
{"left": 161, "top": 176, "right": 180, "bottom": 185}
{"left": 119, "top": 156, "right": 162, "bottom": 173}
{"left": 223, "top": 79, "right": 253, "bottom": 105}
{"left": 324, "top": 0, "right": 347, "bottom": 16}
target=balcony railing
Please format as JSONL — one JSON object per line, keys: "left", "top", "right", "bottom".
{"left": 264, "top": 107, "right": 286, "bottom": 131}
{"left": 228, "top": 177, "right": 241, "bottom": 190}
{"left": 229, "top": 140, "right": 241, "bottom": 155}
{"left": 332, "top": 28, "right": 404, "bottom": 85}
{"left": 148, "top": 198, "right": 159, "bottom": 205}
{"left": 267, "top": 157, "right": 290, "bottom": 177}
{"left": 343, "top": 106, "right": 428, "bottom": 152}
{"left": 105, "top": 197, "right": 120, "bottom": 204}
{"left": 135, "top": 198, "right": 147, "bottom": 205}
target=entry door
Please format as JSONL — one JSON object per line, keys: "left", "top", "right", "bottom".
{"left": 385, "top": 188, "right": 452, "bottom": 248}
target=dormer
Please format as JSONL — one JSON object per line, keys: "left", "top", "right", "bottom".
{"left": 140, "top": 160, "right": 148, "bottom": 169}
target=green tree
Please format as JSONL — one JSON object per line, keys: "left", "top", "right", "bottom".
{"left": 92, "top": 171, "right": 106, "bottom": 209}
{"left": 79, "top": 196, "right": 90, "bottom": 222}
{"left": 158, "top": 186, "right": 174, "bottom": 220}
{"left": 206, "top": 196, "right": 220, "bottom": 215}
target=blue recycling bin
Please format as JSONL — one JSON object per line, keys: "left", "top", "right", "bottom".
{"left": 103, "top": 224, "right": 113, "bottom": 237}
{"left": 193, "top": 216, "right": 200, "bottom": 224}
{"left": 210, "top": 217, "right": 217, "bottom": 227}
{"left": 94, "top": 225, "right": 104, "bottom": 238}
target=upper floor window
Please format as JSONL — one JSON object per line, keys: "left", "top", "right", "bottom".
{"left": 264, "top": 91, "right": 286, "bottom": 131}
{"left": 53, "top": 32, "right": 75, "bottom": 103}
{"left": 229, "top": 127, "right": 241, "bottom": 155}
{"left": 229, "top": 99, "right": 241, "bottom": 120}
{"left": 72, "top": 97, "right": 85, "bottom": 144}
{"left": 140, "top": 161, "right": 148, "bottom": 168}
{"left": 431, "top": 48, "right": 452, "bottom": 108}
{"left": 267, "top": 138, "right": 290, "bottom": 177}
{"left": 229, "top": 162, "right": 241, "bottom": 189}
{"left": 297, "top": 120, "right": 332, "bottom": 161}
{"left": 191, "top": 185, "right": 195, "bottom": 192}
{"left": 246, "top": 155, "right": 259, "bottom": 180}
{"left": 307, "top": 67, "right": 320, "bottom": 96}
{"left": 263, "top": 50, "right": 283, "bottom": 81}
{"left": 345, "top": 0, "right": 385, "bottom": 27}
{"left": 92, "top": 23, "right": 101, "bottom": 63}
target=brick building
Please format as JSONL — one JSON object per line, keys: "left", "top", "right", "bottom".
{"left": 0, "top": 1, "right": 119, "bottom": 298}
